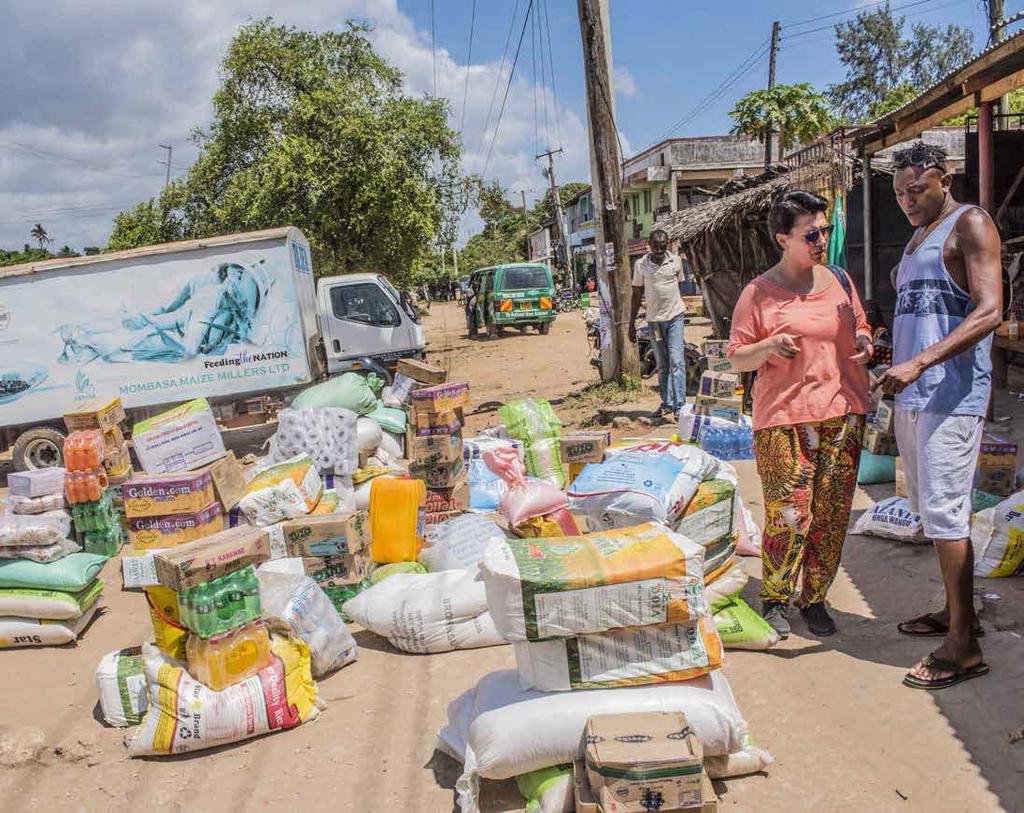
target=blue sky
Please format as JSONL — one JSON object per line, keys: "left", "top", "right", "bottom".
{"left": 0, "top": 0, "right": 1008, "bottom": 251}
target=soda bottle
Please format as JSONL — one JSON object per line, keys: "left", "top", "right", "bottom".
{"left": 193, "top": 583, "right": 214, "bottom": 638}
{"left": 243, "top": 567, "right": 261, "bottom": 619}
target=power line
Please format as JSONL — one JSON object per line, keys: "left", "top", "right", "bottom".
{"left": 542, "top": 0, "right": 562, "bottom": 149}
{"left": 782, "top": 0, "right": 945, "bottom": 37}
{"left": 657, "top": 39, "right": 770, "bottom": 140}
{"left": 459, "top": 0, "right": 477, "bottom": 136}
{"left": 538, "top": 0, "right": 551, "bottom": 152}
{"left": 783, "top": 0, "right": 968, "bottom": 45}
{"left": 482, "top": 0, "right": 535, "bottom": 179}
{"left": 475, "top": 0, "right": 521, "bottom": 172}
{"left": 531, "top": 0, "right": 539, "bottom": 158}
{"left": 0, "top": 140, "right": 166, "bottom": 181}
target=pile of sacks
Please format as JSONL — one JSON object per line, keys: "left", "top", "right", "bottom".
{"left": 1, "top": 465, "right": 107, "bottom": 649}
{"left": 96, "top": 526, "right": 358, "bottom": 753}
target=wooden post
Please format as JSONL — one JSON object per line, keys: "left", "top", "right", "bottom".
{"left": 862, "top": 152, "right": 874, "bottom": 300}
{"left": 577, "top": 0, "right": 639, "bottom": 381}
{"left": 979, "top": 102, "right": 995, "bottom": 212}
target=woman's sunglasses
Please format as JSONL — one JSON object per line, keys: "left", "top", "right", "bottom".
{"left": 802, "top": 224, "right": 835, "bottom": 244}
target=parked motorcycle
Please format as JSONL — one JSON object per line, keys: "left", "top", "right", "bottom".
{"left": 584, "top": 309, "right": 703, "bottom": 395}
{"left": 555, "top": 289, "right": 577, "bottom": 313}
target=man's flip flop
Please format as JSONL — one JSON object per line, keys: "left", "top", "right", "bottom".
{"left": 902, "top": 655, "right": 990, "bottom": 691}
{"left": 896, "top": 613, "right": 984, "bottom": 638}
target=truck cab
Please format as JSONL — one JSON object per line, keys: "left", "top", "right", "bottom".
{"left": 316, "top": 273, "right": 425, "bottom": 378}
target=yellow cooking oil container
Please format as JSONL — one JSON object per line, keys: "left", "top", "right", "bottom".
{"left": 369, "top": 477, "right": 427, "bottom": 563}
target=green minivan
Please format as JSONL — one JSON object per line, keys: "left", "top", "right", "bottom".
{"left": 466, "top": 263, "right": 556, "bottom": 338}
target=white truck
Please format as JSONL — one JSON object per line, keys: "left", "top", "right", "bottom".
{"left": 0, "top": 227, "right": 424, "bottom": 470}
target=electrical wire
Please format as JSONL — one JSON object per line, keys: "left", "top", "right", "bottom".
{"left": 784, "top": 0, "right": 969, "bottom": 45}
{"left": 482, "top": 0, "right": 535, "bottom": 179}
{"left": 459, "top": 0, "right": 477, "bottom": 136}
{"left": 0, "top": 141, "right": 167, "bottom": 181}
{"left": 542, "top": 0, "right": 562, "bottom": 149}
{"left": 538, "top": 0, "right": 551, "bottom": 152}
{"left": 475, "top": 0, "right": 521, "bottom": 172}
{"left": 782, "top": 0, "right": 945, "bottom": 39}
{"left": 531, "top": 1, "right": 539, "bottom": 158}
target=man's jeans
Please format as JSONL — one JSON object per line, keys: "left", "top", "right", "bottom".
{"left": 650, "top": 312, "right": 686, "bottom": 414}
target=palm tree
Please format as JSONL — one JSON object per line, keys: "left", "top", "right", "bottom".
{"left": 30, "top": 223, "right": 52, "bottom": 251}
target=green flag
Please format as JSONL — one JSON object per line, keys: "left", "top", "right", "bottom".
{"left": 826, "top": 195, "right": 847, "bottom": 268}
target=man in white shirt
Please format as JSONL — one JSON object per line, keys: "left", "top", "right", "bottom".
{"left": 629, "top": 228, "right": 687, "bottom": 419}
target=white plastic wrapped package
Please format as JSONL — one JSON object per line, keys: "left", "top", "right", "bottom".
{"left": 343, "top": 570, "right": 504, "bottom": 653}
{"left": 437, "top": 667, "right": 757, "bottom": 813}
{"left": 239, "top": 455, "right": 323, "bottom": 527}
{"left": 466, "top": 457, "right": 507, "bottom": 512}
{"left": 419, "top": 514, "right": 509, "bottom": 572}
{"left": 96, "top": 647, "right": 148, "bottom": 726}
{"left": 0, "top": 537, "right": 80, "bottom": 563}
{"left": 972, "top": 491, "right": 1024, "bottom": 577}
{"left": 704, "top": 559, "right": 750, "bottom": 605}
{"left": 480, "top": 524, "right": 706, "bottom": 642}
{"left": 0, "top": 602, "right": 100, "bottom": 649}
{"left": 356, "top": 417, "right": 384, "bottom": 452}
{"left": 270, "top": 407, "right": 359, "bottom": 475}
{"left": 567, "top": 448, "right": 709, "bottom": 531}
{"left": 126, "top": 636, "right": 320, "bottom": 757}
{"left": 258, "top": 571, "right": 358, "bottom": 677}
{"left": 851, "top": 497, "right": 924, "bottom": 541}
{"left": 677, "top": 403, "right": 751, "bottom": 444}
{"left": 603, "top": 441, "right": 719, "bottom": 479}
{"left": 8, "top": 493, "right": 65, "bottom": 515}
{"left": 0, "top": 512, "right": 72, "bottom": 547}
{"left": 524, "top": 437, "right": 565, "bottom": 489}
{"left": 378, "top": 431, "right": 404, "bottom": 460}
{"left": 735, "top": 501, "right": 763, "bottom": 557}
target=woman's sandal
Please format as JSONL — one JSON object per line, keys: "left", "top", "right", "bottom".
{"left": 896, "top": 613, "right": 984, "bottom": 638}
{"left": 902, "top": 654, "right": 990, "bottom": 691}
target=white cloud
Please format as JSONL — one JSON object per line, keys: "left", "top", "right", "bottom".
{"left": 614, "top": 65, "right": 638, "bottom": 98}
{"left": 0, "top": 0, "right": 591, "bottom": 253}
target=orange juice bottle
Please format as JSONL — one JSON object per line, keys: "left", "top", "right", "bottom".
{"left": 63, "top": 430, "right": 103, "bottom": 471}
{"left": 369, "top": 477, "right": 426, "bottom": 563}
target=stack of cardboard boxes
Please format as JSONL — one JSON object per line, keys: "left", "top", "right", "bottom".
{"left": 694, "top": 340, "right": 743, "bottom": 421}
{"left": 574, "top": 712, "right": 717, "bottom": 812}
{"left": 559, "top": 430, "right": 611, "bottom": 486}
{"left": 863, "top": 400, "right": 898, "bottom": 457}
{"left": 400, "top": 358, "right": 470, "bottom": 524}
{"left": 977, "top": 435, "right": 1019, "bottom": 496}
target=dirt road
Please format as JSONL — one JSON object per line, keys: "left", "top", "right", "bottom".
{"left": 1, "top": 304, "right": 1021, "bottom": 812}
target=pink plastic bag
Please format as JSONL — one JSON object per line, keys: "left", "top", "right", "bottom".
{"left": 483, "top": 447, "right": 568, "bottom": 528}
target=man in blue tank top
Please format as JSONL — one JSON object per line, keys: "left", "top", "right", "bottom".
{"left": 875, "top": 141, "right": 1002, "bottom": 691}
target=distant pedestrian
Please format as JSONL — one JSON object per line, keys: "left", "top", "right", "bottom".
{"left": 728, "top": 190, "right": 873, "bottom": 639}
{"left": 629, "top": 229, "right": 687, "bottom": 421}
{"left": 875, "top": 141, "right": 1001, "bottom": 691}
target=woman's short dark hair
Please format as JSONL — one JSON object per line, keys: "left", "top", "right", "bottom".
{"left": 768, "top": 190, "right": 829, "bottom": 237}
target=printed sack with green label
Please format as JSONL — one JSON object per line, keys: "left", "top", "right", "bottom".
{"left": 0, "top": 577, "right": 103, "bottom": 620}
{"left": 0, "top": 553, "right": 106, "bottom": 592}
{"left": 711, "top": 595, "right": 779, "bottom": 650}
{"left": 971, "top": 490, "right": 1024, "bottom": 577}
{"left": 96, "top": 647, "right": 149, "bottom": 726}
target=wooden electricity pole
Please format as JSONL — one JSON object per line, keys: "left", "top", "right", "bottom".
{"left": 577, "top": 0, "right": 639, "bottom": 381}
{"left": 763, "top": 20, "right": 780, "bottom": 168}
{"left": 538, "top": 147, "right": 568, "bottom": 274}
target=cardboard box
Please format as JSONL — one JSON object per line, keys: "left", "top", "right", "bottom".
{"left": 303, "top": 553, "right": 373, "bottom": 611}
{"left": 127, "top": 502, "right": 224, "bottom": 549}
{"left": 863, "top": 426, "right": 898, "bottom": 457}
{"left": 207, "top": 451, "right": 246, "bottom": 510}
{"left": 703, "top": 356, "right": 734, "bottom": 374}
{"left": 154, "top": 526, "right": 271, "bottom": 591}
{"left": 267, "top": 512, "right": 371, "bottom": 558}
{"left": 102, "top": 443, "right": 133, "bottom": 478}
{"left": 411, "top": 432, "right": 464, "bottom": 465}
{"left": 411, "top": 381, "right": 470, "bottom": 414}
{"left": 397, "top": 357, "right": 447, "bottom": 385}
{"left": 977, "top": 435, "right": 1018, "bottom": 497}
{"left": 7, "top": 467, "right": 65, "bottom": 498}
{"left": 413, "top": 410, "right": 463, "bottom": 436}
{"left": 585, "top": 712, "right": 704, "bottom": 813}
{"left": 132, "top": 398, "right": 226, "bottom": 475}
{"left": 694, "top": 394, "right": 743, "bottom": 422}
{"left": 560, "top": 431, "right": 612, "bottom": 465}
{"left": 64, "top": 396, "right": 125, "bottom": 432}
{"left": 699, "top": 370, "right": 739, "bottom": 398}
{"left": 121, "top": 547, "right": 166, "bottom": 589}
{"left": 424, "top": 509, "right": 462, "bottom": 526}
{"left": 574, "top": 763, "right": 716, "bottom": 813}
{"left": 701, "top": 339, "right": 729, "bottom": 360}
{"left": 122, "top": 470, "right": 215, "bottom": 518}
{"left": 409, "top": 457, "right": 466, "bottom": 489}
{"left": 894, "top": 457, "right": 906, "bottom": 497}
{"left": 874, "top": 400, "right": 895, "bottom": 433}
{"left": 102, "top": 425, "right": 125, "bottom": 456}
{"left": 424, "top": 479, "right": 469, "bottom": 514}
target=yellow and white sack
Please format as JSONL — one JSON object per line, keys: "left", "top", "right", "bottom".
{"left": 0, "top": 602, "right": 100, "bottom": 648}
{"left": 96, "top": 647, "right": 149, "bottom": 727}
{"left": 972, "top": 491, "right": 1024, "bottom": 577}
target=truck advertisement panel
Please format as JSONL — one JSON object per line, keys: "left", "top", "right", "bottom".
{"left": 0, "top": 239, "right": 313, "bottom": 426}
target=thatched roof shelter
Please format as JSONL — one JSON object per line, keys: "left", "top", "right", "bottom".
{"left": 661, "top": 159, "right": 848, "bottom": 338}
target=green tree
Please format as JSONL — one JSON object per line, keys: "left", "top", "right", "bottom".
{"left": 456, "top": 180, "right": 526, "bottom": 273}
{"left": 0, "top": 244, "right": 51, "bottom": 267}
{"left": 865, "top": 82, "right": 920, "bottom": 120}
{"left": 728, "top": 83, "right": 834, "bottom": 155}
{"left": 29, "top": 223, "right": 51, "bottom": 251}
{"left": 830, "top": 5, "right": 974, "bottom": 121}
{"left": 56, "top": 245, "right": 78, "bottom": 258}
{"left": 108, "top": 185, "right": 186, "bottom": 251}
{"left": 531, "top": 181, "right": 588, "bottom": 225}
{"left": 109, "top": 20, "right": 462, "bottom": 284}
{"left": 943, "top": 87, "right": 1024, "bottom": 126}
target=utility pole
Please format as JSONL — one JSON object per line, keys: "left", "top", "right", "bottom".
{"left": 988, "top": 0, "right": 1008, "bottom": 127}
{"left": 763, "top": 21, "right": 780, "bottom": 168}
{"left": 521, "top": 189, "right": 531, "bottom": 260}
{"left": 538, "top": 147, "right": 568, "bottom": 276}
{"left": 158, "top": 144, "right": 172, "bottom": 190}
{"left": 577, "top": 0, "right": 639, "bottom": 382}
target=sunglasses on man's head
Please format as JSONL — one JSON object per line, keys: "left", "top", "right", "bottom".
{"left": 802, "top": 224, "right": 834, "bottom": 244}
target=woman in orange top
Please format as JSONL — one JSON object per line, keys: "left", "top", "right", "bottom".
{"left": 728, "top": 190, "right": 873, "bottom": 639}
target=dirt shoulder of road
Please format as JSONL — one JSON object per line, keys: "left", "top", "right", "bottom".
{"left": 0, "top": 303, "right": 1021, "bottom": 812}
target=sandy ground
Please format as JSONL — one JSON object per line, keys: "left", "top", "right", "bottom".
{"left": 1, "top": 302, "right": 1022, "bottom": 813}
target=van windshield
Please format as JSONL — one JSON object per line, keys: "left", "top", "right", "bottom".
{"left": 500, "top": 266, "right": 551, "bottom": 290}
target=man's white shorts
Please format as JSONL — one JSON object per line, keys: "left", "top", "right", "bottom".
{"left": 893, "top": 408, "right": 983, "bottom": 541}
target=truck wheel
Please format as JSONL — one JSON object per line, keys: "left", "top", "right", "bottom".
{"left": 539, "top": 322, "right": 551, "bottom": 335}
{"left": 12, "top": 426, "right": 66, "bottom": 471}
